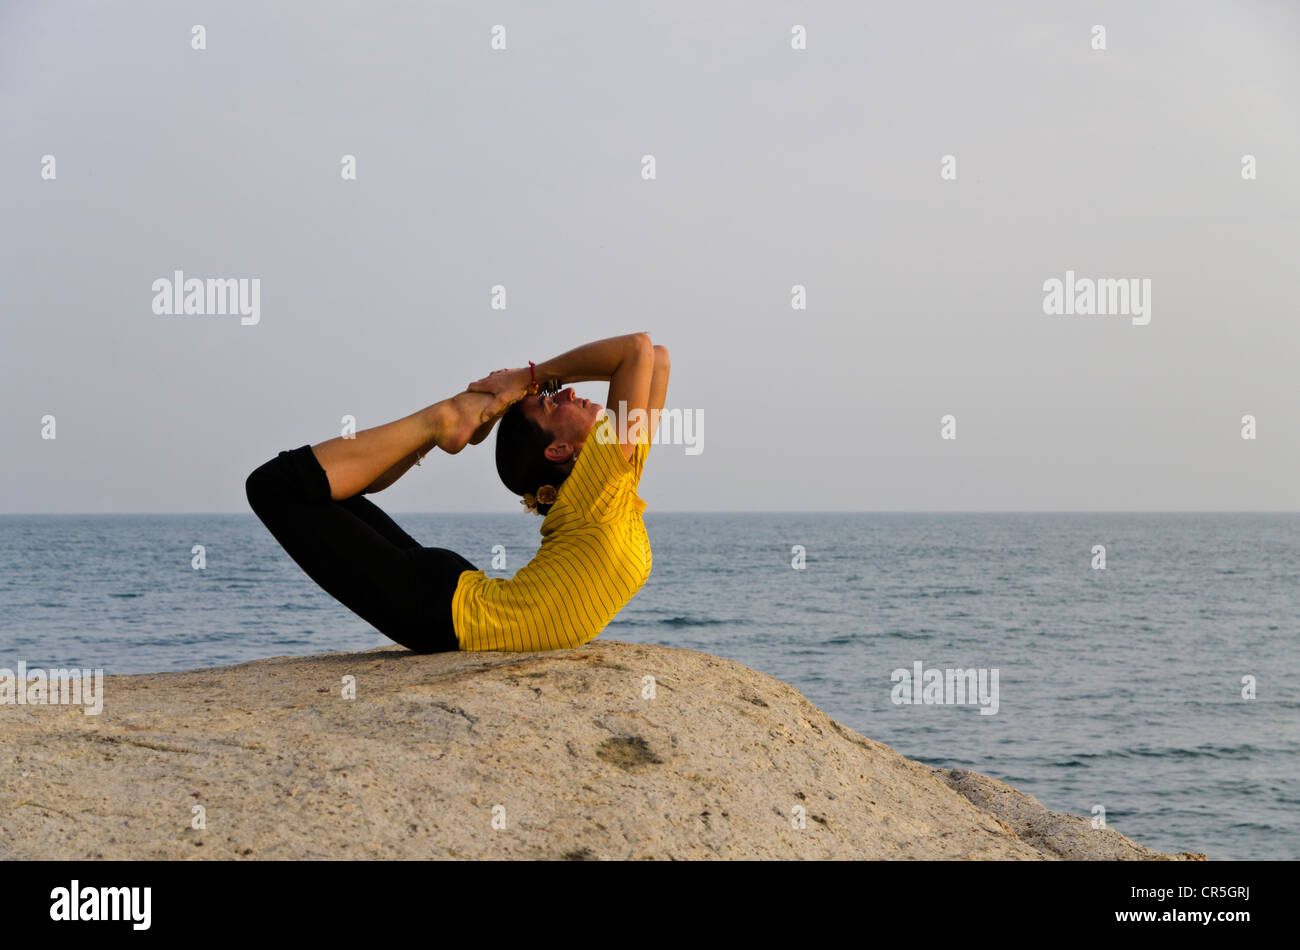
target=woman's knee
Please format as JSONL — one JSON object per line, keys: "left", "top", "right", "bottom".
{"left": 245, "top": 446, "right": 330, "bottom": 512}
{"left": 245, "top": 459, "right": 286, "bottom": 513}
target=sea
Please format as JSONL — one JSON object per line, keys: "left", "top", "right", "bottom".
{"left": 2, "top": 511, "right": 1296, "bottom": 861}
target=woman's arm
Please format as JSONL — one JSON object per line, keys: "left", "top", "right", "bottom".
{"left": 647, "top": 344, "right": 670, "bottom": 434}
{"left": 532, "top": 332, "right": 652, "bottom": 387}
{"left": 602, "top": 335, "right": 655, "bottom": 461}
{"left": 467, "top": 333, "right": 651, "bottom": 421}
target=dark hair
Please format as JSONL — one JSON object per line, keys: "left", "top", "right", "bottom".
{"left": 495, "top": 401, "right": 572, "bottom": 516}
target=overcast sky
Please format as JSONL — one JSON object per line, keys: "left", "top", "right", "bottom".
{"left": 2, "top": 0, "right": 1297, "bottom": 513}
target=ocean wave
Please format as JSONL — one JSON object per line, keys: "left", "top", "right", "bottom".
{"left": 912, "top": 587, "right": 985, "bottom": 598}
{"left": 613, "top": 616, "right": 732, "bottom": 627}
{"left": 1123, "top": 743, "right": 1264, "bottom": 760}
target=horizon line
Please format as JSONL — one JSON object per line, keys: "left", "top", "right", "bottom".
{"left": 2, "top": 510, "right": 1298, "bottom": 517}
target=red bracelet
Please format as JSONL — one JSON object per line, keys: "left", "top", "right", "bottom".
{"left": 528, "top": 361, "right": 560, "bottom": 395}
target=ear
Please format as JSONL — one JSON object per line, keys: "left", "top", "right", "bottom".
{"left": 543, "top": 441, "right": 573, "bottom": 464}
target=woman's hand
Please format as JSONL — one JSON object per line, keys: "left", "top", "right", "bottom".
{"left": 465, "top": 370, "right": 512, "bottom": 445}
{"left": 467, "top": 367, "right": 533, "bottom": 424}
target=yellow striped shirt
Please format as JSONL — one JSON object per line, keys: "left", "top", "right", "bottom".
{"left": 452, "top": 415, "right": 652, "bottom": 651}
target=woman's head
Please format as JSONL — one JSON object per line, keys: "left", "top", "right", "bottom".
{"left": 495, "top": 388, "right": 604, "bottom": 515}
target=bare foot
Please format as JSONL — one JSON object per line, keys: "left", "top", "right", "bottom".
{"left": 436, "top": 391, "right": 495, "bottom": 455}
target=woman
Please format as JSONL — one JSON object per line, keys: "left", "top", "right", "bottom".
{"left": 244, "top": 332, "right": 669, "bottom": 653}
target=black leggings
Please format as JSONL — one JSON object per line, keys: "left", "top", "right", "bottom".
{"left": 245, "top": 444, "right": 476, "bottom": 653}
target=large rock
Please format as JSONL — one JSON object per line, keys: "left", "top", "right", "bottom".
{"left": 0, "top": 640, "right": 1205, "bottom": 860}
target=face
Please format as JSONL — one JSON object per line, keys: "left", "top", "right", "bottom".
{"left": 520, "top": 387, "right": 604, "bottom": 465}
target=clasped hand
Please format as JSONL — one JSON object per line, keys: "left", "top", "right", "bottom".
{"left": 466, "top": 367, "right": 534, "bottom": 426}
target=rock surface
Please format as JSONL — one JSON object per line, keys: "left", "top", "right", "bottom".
{"left": 0, "top": 640, "right": 1206, "bottom": 860}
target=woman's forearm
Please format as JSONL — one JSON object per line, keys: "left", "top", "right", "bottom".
{"left": 534, "top": 333, "right": 650, "bottom": 385}
{"left": 465, "top": 335, "right": 653, "bottom": 427}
